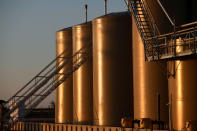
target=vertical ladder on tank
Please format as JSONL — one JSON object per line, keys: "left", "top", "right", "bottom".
{"left": 127, "top": 0, "right": 160, "bottom": 61}
{"left": 2, "top": 44, "right": 92, "bottom": 131}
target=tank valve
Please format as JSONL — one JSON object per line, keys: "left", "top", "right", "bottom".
{"left": 121, "top": 117, "right": 133, "bottom": 128}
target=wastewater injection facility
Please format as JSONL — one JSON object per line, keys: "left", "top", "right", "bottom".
{"left": 1, "top": 0, "right": 197, "bottom": 130}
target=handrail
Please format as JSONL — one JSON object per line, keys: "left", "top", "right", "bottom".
{"left": 3, "top": 44, "right": 91, "bottom": 130}
{"left": 143, "top": 0, "right": 160, "bottom": 35}
{"left": 180, "top": 21, "right": 197, "bottom": 28}
{"left": 3, "top": 43, "right": 91, "bottom": 129}
{"left": 123, "top": 0, "right": 129, "bottom": 10}
{"left": 125, "top": 0, "right": 197, "bottom": 61}
{"left": 156, "top": 0, "right": 175, "bottom": 26}
{"left": 146, "top": 26, "right": 197, "bottom": 40}
{"left": 5, "top": 50, "right": 66, "bottom": 104}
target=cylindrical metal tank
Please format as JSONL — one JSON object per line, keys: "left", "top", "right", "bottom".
{"left": 133, "top": 0, "right": 197, "bottom": 130}
{"left": 72, "top": 22, "right": 93, "bottom": 124}
{"left": 55, "top": 27, "right": 73, "bottom": 123}
{"left": 93, "top": 12, "right": 133, "bottom": 126}
{"left": 132, "top": 18, "right": 169, "bottom": 122}
{"left": 168, "top": 39, "right": 197, "bottom": 130}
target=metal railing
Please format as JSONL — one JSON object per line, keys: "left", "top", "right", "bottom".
{"left": 126, "top": 0, "right": 197, "bottom": 61}
{"left": 2, "top": 44, "right": 92, "bottom": 130}
{"left": 127, "top": 0, "right": 160, "bottom": 60}
{"left": 146, "top": 23, "right": 197, "bottom": 61}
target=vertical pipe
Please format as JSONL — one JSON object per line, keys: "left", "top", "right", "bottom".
{"left": 169, "top": 94, "right": 173, "bottom": 131}
{"left": 85, "top": 4, "right": 88, "bottom": 23}
{"left": 158, "top": 93, "right": 160, "bottom": 121}
{"left": 104, "top": 0, "right": 107, "bottom": 15}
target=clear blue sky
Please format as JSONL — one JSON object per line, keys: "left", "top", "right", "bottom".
{"left": 0, "top": 0, "right": 126, "bottom": 107}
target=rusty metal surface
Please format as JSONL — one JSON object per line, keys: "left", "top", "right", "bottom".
{"left": 55, "top": 27, "right": 73, "bottom": 123}
{"left": 132, "top": 18, "right": 168, "bottom": 122}
{"left": 93, "top": 12, "right": 133, "bottom": 126}
{"left": 72, "top": 22, "right": 93, "bottom": 124}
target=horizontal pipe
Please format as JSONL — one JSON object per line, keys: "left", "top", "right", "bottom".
{"left": 146, "top": 26, "right": 197, "bottom": 40}
{"left": 180, "top": 21, "right": 197, "bottom": 28}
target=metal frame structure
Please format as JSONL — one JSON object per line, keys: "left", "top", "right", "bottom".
{"left": 147, "top": 23, "right": 197, "bottom": 61}
{"left": 2, "top": 44, "right": 92, "bottom": 130}
{"left": 125, "top": 0, "right": 197, "bottom": 61}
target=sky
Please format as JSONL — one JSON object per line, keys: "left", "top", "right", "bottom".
{"left": 0, "top": 0, "right": 127, "bottom": 107}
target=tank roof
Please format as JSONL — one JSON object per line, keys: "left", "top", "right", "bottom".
{"left": 73, "top": 21, "right": 92, "bottom": 28}
{"left": 57, "top": 27, "right": 72, "bottom": 32}
{"left": 93, "top": 11, "right": 130, "bottom": 21}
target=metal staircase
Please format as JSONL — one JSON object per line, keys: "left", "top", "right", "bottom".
{"left": 125, "top": 0, "right": 197, "bottom": 61}
{"left": 127, "top": 0, "right": 160, "bottom": 61}
{"left": 2, "top": 44, "right": 92, "bottom": 130}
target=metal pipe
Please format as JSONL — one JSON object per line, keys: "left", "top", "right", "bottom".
{"left": 180, "top": 21, "right": 197, "bottom": 28}
{"left": 146, "top": 26, "right": 197, "bottom": 40}
{"left": 158, "top": 93, "right": 160, "bottom": 121}
{"left": 85, "top": 4, "right": 88, "bottom": 22}
{"left": 157, "top": 0, "right": 175, "bottom": 26}
{"left": 169, "top": 93, "right": 173, "bottom": 131}
{"left": 104, "top": 0, "right": 107, "bottom": 15}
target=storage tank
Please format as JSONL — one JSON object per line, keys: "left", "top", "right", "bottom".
{"left": 93, "top": 12, "right": 133, "bottom": 126}
{"left": 138, "top": 0, "right": 197, "bottom": 130}
{"left": 72, "top": 22, "right": 93, "bottom": 124}
{"left": 55, "top": 27, "right": 73, "bottom": 123}
{"left": 168, "top": 39, "right": 197, "bottom": 130}
{"left": 132, "top": 18, "right": 169, "bottom": 123}
{"left": 154, "top": 0, "right": 197, "bottom": 130}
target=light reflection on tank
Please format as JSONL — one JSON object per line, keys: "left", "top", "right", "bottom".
{"left": 55, "top": 27, "right": 73, "bottom": 123}
{"left": 72, "top": 22, "right": 93, "bottom": 124}
{"left": 93, "top": 12, "right": 133, "bottom": 126}
{"left": 132, "top": 18, "right": 169, "bottom": 122}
